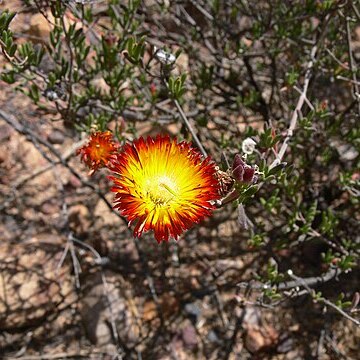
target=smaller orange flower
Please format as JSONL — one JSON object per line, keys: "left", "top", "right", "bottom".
{"left": 77, "top": 131, "right": 119, "bottom": 173}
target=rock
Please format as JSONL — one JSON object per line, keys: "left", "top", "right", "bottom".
{"left": 0, "top": 124, "right": 12, "bottom": 142}
{"left": 6, "top": 12, "right": 30, "bottom": 35}
{"left": 0, "top": 216, "right": 19, "bottom": 241}
{"left": 244, "top": 324, "right": 279, "bottom": 354}
{"left": 142, "top": 293, "right": 179, "bottom": 323}
{"left": 90, "top": 77, "right": 111, "bottom": 95}
{"left": 66, "top": 175, "right": 82, "bottom": 188}
{"left": 337, "top": 144, "right": 358, "bottom": 161}
{"left": 69, "top": 204, "right": 91, "bottom": 235}
{"left": 29, "top": 13, "right": 51, "bottom": 43}
{"left": 242, "top": 306, "right": 261, "bottom": 326}
{"left": 241, "top": 306, "right": 279, "bottom": 354}
{"left": 143, "top": 300, "right": 157, "bottom": 322}
{"left": 160, "top": 293, "right": 179, "bottom": 319}
{"left": 47, "top": 129, "right": 65, "bottom": 144}
{"left": 184, "top": 302, "right": 202, "bottom": 322}
{"left": 181, "top": 323, "right": 198, "bottom": 350}
{"left": 40, "top": 200, "right": 59, "bottom": 215}
{"left": 0, "top": 0, "right": 22, "bottom": 11}
{"left": 15, "top": 137, "right": 47, "bottom": 169}
{"left": 94, "top": 198, "right": 121, "bottom": 226}
{"left": 120, "top": 240, "right": 140, "bottom": 262}
{"left": 277, "top": 333, "right": 294, "bottom": 354}
{"left": 0, "top": 241, "right": 74, "bottom": 330}
{"left": 80, "top": 272, "right": 141, "bottom": 347}
{"left": 207, "top": 330, "right": 220, "bottom": 344}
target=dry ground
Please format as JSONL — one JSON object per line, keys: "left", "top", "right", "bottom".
{"left": 1, "top": 2, "right": 359, "bottom": 359}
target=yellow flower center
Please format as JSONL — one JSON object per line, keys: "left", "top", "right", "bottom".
{"left": 145, "top": 175, "right": 178, "bottom": 207}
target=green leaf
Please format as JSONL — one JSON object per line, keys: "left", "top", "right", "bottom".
{"left": 8, "top": 43, "right": 17, "bottom": 57}
{"left": 1, "top": 71, "right": 15, "bottom": 84}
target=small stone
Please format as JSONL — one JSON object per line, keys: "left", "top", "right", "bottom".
{"left": 94, "top": 199, "right": 121, "bottom": 226}
{"left": 121, "top": 241, "right": 140, "bottom": 262}
{"left": 0, "top": 243, "right": 73, "bottom": 330}
{"left": 277, "top": 333, "right": 294, "bottom": 353}
{"left": 143, "top": 301, "right": 157, "bottom": 322}
{"left": 207, "top": 330, "right": 220, "bottom": 344}
{"left": 47, "top": 130, "right": 65, "bottom": 144}
{"left": 0, "top": 152, "right": 6, "bottom": 163}
{"left": 67, "top": 175, "right": 82, "bottom": 188}
{"left": 355, "top": 26, "right": 360, "bottom": 41}
{"left": 29, "top": 13, "right": 51, "bottom": 42}
{"left": 68, "top": 204, "right": 91, "bottom": 235}
{"left": 184, "top": 302, "right": 202, "bottom": 320}
{"left": 244, "top": 324, "right": 279, "bottom": 354}
{"left": 181, "top": 324, "right": 198, "bottom": 349}
{"left": 40, "top": 201, "right": 58, "bottom": 215}
{"left": 0, "top": 124, "right": 11, "bottom": 142}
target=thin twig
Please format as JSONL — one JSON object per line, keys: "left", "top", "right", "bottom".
{"left": 345, "top": 16, "right": 360, "bottom": 115}
{"left": 133, "top": 237, "right": 163, "bottom": 325}
{"left": 5, "top": 353, "right": 89, "bottom": 360}
{"left": 287, "top": 270, "right": 360, "bottom": 327}
{"left": 13, "top": 139, "right": 87, "bottom": 189}
{"left": 270, "top": 10, "right": 334, "bottom": 168}
{"left": 53, "top": 165, "right": 82, "bottom": 289}
{"left": 0, "top": 109, "right": 118, "bottom": 217}
{"left": 159, "top": 74, "right": 207, "bottom": 157}
{"left": 70, "top": 235, "right": 125, "bottom": 357}
{"left": 351, "top": 1, "right": 360, "bottom": 21}
{"left": 336, "top": 75, "right": 360, "bottom": 86}
{"left": 0, "top": 39, "right": 47, "bottom": 80}
{"left": 238, "top": 266, "right": 341, "bottom": 291}
{"left": 173, "top": 98, "right": 208, "bottom": 157}
{"left": 60, "top": 15, "right": 74, "bottom": 118}
{"left": 270, "top": 42, "right": 317, "bottom": 169}
{"left": 316, "top": 328, "right": 326, "bottom": 358}
{"left": 325, "top": 335, "right": 350, "bottom": 360}
{"left": 293, "top": 85, "right": 315, "bottom": 110}
{"left": 325, "top": 48, "right": 350, "bottom": 70}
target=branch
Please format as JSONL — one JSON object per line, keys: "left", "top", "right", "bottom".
{"left": 13, "top": 139, "right": 87, "bottom": 189}
{"left": 345, "top": 16, "right": 360, "bottom": 115}
{"left": 69, "top": 235, "right": 126, "bottom": 355}
{"left": 270, "top": 42, "right": 317, "bottom": 169}
{"left": 238, "top": 266, "right": 341, "bottom": 291}
{"left": 162, "top": 77, "right": 208, "bottom": 157}
{"left": 0, "top": 109, "right": 117, "bottom": 216}
{"left": 287, "top": 270, "right": 360, "bottom": 327}
{"left": 270, "top": 10, "right": 335, "bottom": 168}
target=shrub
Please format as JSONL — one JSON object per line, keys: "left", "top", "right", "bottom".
{"left": 1, "top": 0, "right": 359, "bottom": 357}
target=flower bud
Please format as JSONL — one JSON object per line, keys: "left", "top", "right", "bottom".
{"left": 232, "top": 154, "right": 245, "bottom": 181}
{"left": 232, "top": 154, "right": 256, "bottom": 184}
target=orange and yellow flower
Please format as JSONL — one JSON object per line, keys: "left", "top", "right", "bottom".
{"left": 77, "top": 131, "right": 119, "bottom": 173}
{"left": 109, "top": 135, "right": 220, "bottom": 243}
